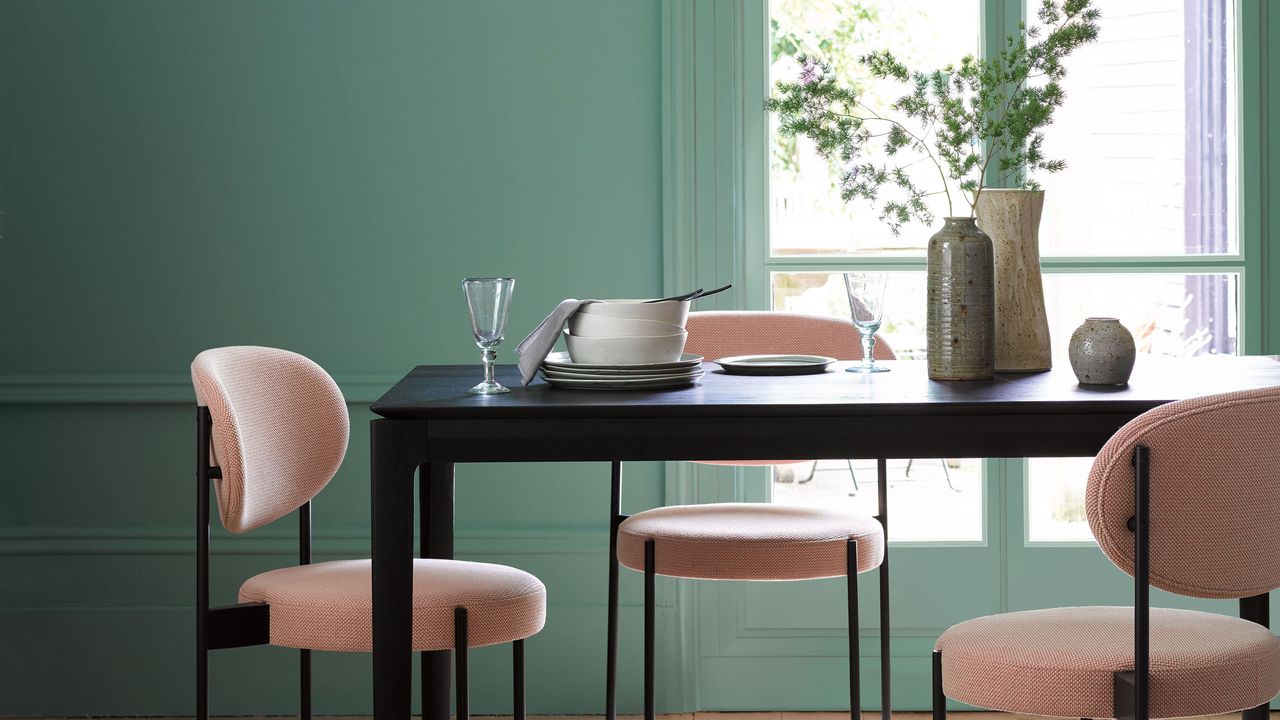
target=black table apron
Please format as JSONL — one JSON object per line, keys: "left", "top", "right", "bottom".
{"left": 369, "top": 356, "right": 1280, "bottom": 720}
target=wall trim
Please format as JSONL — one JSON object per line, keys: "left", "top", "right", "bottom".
{"left": 0, "top": 374, "right": 402, "bottom": 404}
{"left": 0, "top": 525, "right": 604, "bottom": 556}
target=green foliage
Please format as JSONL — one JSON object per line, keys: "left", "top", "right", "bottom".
{"left": 766, "top": 0, "right": 1101, "bottom": 232}
{"left": 768, "top": 0, "right": 885, "bottom": 175}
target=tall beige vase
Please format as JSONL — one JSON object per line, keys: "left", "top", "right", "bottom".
{"left": 975, "top": 189, "right": 1052, "bottom": 372}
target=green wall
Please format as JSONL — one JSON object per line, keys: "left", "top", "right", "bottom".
{"left": 0, "top": 1, "right": 669, "bottom": 714}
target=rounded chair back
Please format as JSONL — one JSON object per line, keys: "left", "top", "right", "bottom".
{"left": 685, "top": 311, "right": 895, "bottom": 361}
{"left": 1086, "top": 385, "right": 1280, "bottom": 599}
{"left": 191, "top": 346, "right": 349, "bottom": 533}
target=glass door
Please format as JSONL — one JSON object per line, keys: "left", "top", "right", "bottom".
{"left": 695, "top": 0, "right": 1251, "bottom": 711}
{"left": 695, "top": 1, "right": 1004, "bottom": 711}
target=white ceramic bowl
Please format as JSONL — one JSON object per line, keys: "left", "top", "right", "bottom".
{"left": 564, "top": 330, "right": 688, "bottom": 365}
{"left": 568, "top": 313, "right": 684, "bottom": 338}
{"left": 577, "top": 299, "right": 690, "bottom": 327}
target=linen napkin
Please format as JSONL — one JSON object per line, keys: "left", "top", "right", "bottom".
{"left": 516, "top": 299, "right": 597, "bottom": 385}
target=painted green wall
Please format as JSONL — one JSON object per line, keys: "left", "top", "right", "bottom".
{"left": 0, "top": 1, "right": 670, "bottom": 715}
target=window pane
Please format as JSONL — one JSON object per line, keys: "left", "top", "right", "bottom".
{"left": 773, "top": 270, "right": 928, "bottom": 357}
{"left": 774, "top": 459, "right": 983, "bottom": 542}
{"left": 1030, "top": 271, "right": 1239, "bottom": 542}
{"left": 1026, "top": 457, "right": 1096, "bottom": 542}
{"left": 1035, "top": 0, "right": 1237, "bottom": 256}
{"left": 769, "top": 1, "right": 980, "bottom": 257}
{"left": 771, "top": 270, "right": 980, "bottom": 541}
{"left": 1044, "top": 272, "right": 1239, "bottom": 357}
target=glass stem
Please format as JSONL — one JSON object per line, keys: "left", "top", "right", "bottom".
{"left": 482, "top": 348, "right": 497, "bottom": 385}
{"left": 861, "top": 332, "right": 876, "bottom": 369}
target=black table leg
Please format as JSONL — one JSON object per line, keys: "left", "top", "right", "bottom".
{"left": 606, "top": 461, "right": 622, "bottom": 720}
{"left": 877, "top": 458, "right": 890, "bottom": 720}
{"left": 421, "top": 461, "right": 455, "bottom": 720}
{"left": 372, "top": 419, "right": 417, "bottom": 720}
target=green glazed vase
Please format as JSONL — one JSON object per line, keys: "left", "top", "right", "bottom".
{"left": 927, "top": 217, "right": 996, "bottom": 380}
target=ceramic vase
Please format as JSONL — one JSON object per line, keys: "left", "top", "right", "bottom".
{"left": 1068, "top": 317, "right": 1136, "bottom": 385}
{"left": 975, "top": 189, "right": 1052, "bottom": 372}
{"left": 927, "top": 217, "right": 995, "bottom": 380}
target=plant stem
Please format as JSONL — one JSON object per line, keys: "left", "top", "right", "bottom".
{"left": 852, "top": 102, "right": 954, "bottom": 217}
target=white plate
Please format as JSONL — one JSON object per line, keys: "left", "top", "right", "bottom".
{"left": 542, "top": 351, "right": 704, "bottom": 372}
{"left": 540, "top": 362, "right": 703, "bottom": 377}
{"left": 542, "top": 372, "right": 703, "bottom": 391}
{"left": 713, "top": 354, "right": 837, "bottom": 376}
{"left": 541, "top": 367, "right": 704, "bottom": 382}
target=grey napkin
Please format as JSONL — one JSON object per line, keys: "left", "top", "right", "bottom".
{"left": 516, "top": 299, "right": 597, "bottom": 385}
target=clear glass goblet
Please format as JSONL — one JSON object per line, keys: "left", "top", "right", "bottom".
{"left": 843, "top": 272, "right": 890, "bottom": 374}
{"left": 463, "top": 277, "right": 515, "bottom": 395}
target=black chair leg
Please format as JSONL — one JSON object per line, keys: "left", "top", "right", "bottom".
{"left": 300, "top": 649, "right": 311, "bottom": 720}
{"left": 932, "top": 652, "right": 944, "bottom": 720}
{"left": 455, "top": 607, "right": 469, "bottom": 720}
{"left": 644, "top": 538, "right": 656, "bottom": 720}
{"left": 939, "top": 459, "right": 958, "bottom": 492}
{"left": 606, "top": 461, "right": 622, "bottom": 720}
{"left": 848, "top": 539, "right": 860, "bottom": 720}
{"left": 513, "top": 639, "right": 526, "bottom": 720}
{"left": 196, "top": 644, "right": 208, "bottom": 720}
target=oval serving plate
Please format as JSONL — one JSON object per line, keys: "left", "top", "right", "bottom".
{"left": 713, "top": 354, "right": 837, "bottom": 376}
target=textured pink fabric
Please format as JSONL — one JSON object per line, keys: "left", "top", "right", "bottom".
{"left": 685, "top": 311, "right": 895, "bottom": 362}
{"left": 191, "top": 347, "right": 349, "bottom": 533}
{"left": 687, "top": 311, "right": 894, "bottom": 467}
{"left": 617, "top": 503, "right": 884, "bottom": 580}
{"left": 239, "top": 559, "right": 546, "bottom": 652}
{"left": 1087, "top": 385, "right": 1280, "bottom": 599}
{"left": 936, "top": 606, "right": 1280, "bottom": 719}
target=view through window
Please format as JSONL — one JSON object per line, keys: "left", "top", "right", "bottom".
{"left": 1026, "top": 0, "right": 1238, "bottom": 541}
{"left": 768, "top": 0, "right": 1240, "bottom": 543}
{"left": 768, "top": 0, "right": 983, "bottom": 542}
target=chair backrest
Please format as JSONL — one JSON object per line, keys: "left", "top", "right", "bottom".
{"left": 1086, "top": 385, "right": 1280, "bottom": 599}
{"left": 685, "top": 311, "right": 895, "bottom": 361}
{"left": 191, "top": 346, "right": 349, "bottom": 533}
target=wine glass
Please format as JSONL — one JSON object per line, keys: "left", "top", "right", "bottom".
{"left": 843, "top": 272, "right": 890, "bottom": 373}
{"left": 463, "top": 277, "right": 515, "bottom": 395}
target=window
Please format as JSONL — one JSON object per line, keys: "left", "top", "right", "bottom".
{"left": 766, "top": 0, "right": 1242, "bottom": 543}
{"left": 1027, "top": 0, "right": 1240, "bottom": 542}
{"left": 768, "top": 0, "right": 984, "bottom": 542}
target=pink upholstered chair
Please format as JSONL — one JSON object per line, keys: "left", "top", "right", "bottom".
{"left": 603, "top": 312, "right": 890, "bottom": 720}
{"left": 933, "top": 386, "right": 1280, "bottom": 720}
{"left": 192, "top": 346, "right": 545, "bottom": 720}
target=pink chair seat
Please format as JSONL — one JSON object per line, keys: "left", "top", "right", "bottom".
{"left": 617, "top": 502, "right": 884, "bottom": 581}
{"left": 936, "top": 606, "right": 1280, "bottom": 719}
{"left": 239, "top": 559, "right": 546, "bottom": 653}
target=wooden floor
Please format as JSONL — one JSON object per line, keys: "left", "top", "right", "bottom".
{"left": 20, "top": 707, "right": 1269, "bottom": 712}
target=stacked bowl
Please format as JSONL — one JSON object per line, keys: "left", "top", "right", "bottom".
{"left": 563, "top": 299, "right": 690, "bottom": 364}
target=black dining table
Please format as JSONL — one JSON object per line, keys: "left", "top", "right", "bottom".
{"left": 368, "top": 355, "right": 1280, "bottom": 720}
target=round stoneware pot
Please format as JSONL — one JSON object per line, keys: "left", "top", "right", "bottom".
{"left": 1068, "top": 317, "right": 1136, "bottom": 386}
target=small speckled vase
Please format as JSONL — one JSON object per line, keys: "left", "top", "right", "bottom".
{"left": 976, "top": 189, "right": 1051, "bottom": 372}
{"left": 927, "top": 217, "right": 995, "bottom": 380}
{"left": 1068, "top": 317, "right": 1136, "bottom": 385}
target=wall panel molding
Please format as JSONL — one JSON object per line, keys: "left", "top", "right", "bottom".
{"left": 0, "top": 524, "right": 603, "bottom": 556}
{"left": 0, "top": 374, "right": 402, "bottom": 404}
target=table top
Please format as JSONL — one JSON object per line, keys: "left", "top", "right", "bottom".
{"left": 371, "top": 355, "right": 1280, "bottom": 421}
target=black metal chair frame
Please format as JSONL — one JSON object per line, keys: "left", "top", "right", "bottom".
{"left": 931, "top": 444, "right": 1273, "bottom": 720}
{"left": 195, "top": 407, "right": 526, "bottom": 720}
{"left": 605, "top": 459, "right": 894, "bottom": 720}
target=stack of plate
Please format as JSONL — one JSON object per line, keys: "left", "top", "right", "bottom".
{"left": 540, "top": 351, "right": 704, "bottom": 390}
